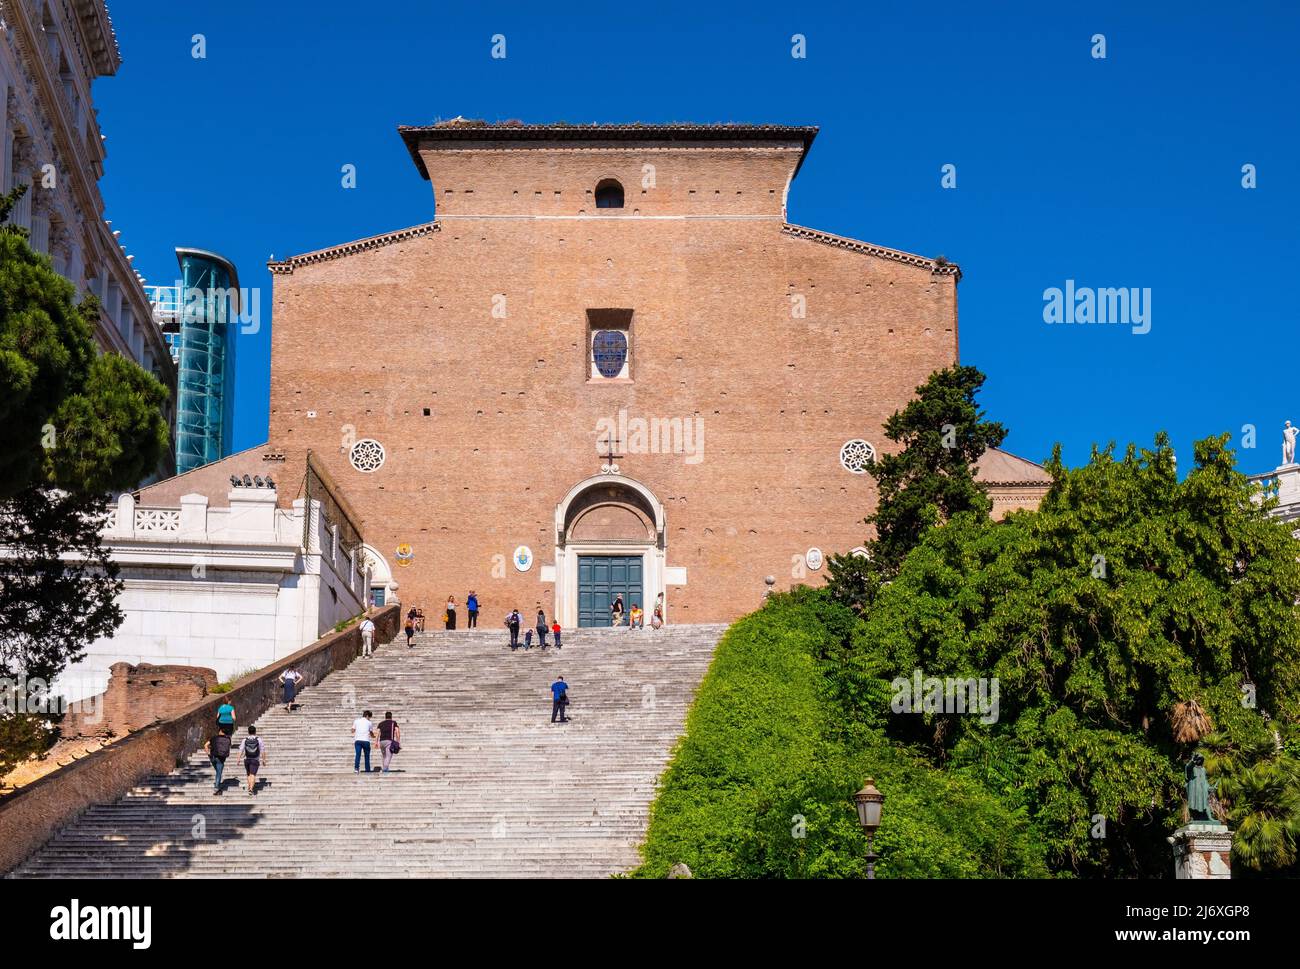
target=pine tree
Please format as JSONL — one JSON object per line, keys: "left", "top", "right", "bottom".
{"left": 827, "top": 365, "right": 1006, "bottom": 610}
{"left": 0, "top": 184, "right": 170, "bottom": 775}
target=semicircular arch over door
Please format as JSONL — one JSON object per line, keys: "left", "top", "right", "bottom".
{"left": 552, "top": 474, "right": 672, "bottom": 627}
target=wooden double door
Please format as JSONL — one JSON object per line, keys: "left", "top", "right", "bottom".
{"left": 577, "top": 554, "right": 644, "bottom": 627}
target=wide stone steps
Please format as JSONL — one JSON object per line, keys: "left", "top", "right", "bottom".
{"left": 10, "top": 624, "right": 724, "bottom": 878}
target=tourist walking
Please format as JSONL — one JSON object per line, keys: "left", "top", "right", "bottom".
{"left": 216, "top": 698, "right": 236, "bottom": 737}
{"left": 505, "top": 609, "right": 522, "bottom": 650}
{"left": 353, "top": 709, "right": 376, "bottom": 773}
{"left": 238, "top": 726, "right": 265, "bottom": 796}
{"left": 550, "top": 676, "right": 570, "bottom": 723}
{"left": 280, "top": 667, "right": 304, "bottom": 712}
{"left": 551, "top": 620, "right": 562, "bottom": 650}
{"left": 630, "top": 603, "right": 644, "bottom": 629}
{"left": 610, "top": 593, "right": 625, "bottom": 626}
{"left": 445, "top": 595, "right": 457, "bottom": 630}
{"left": 359, "top": 615, "right": 376, "bottom": 658}
{"left": 405, "top": 616, "right": 416, "bottom": 648}
{"left": 536, "top": 606, "right": 549, "bottom": 649}
{"left": 467, "top": 591, "right": 480, "bottom": 628}
{"left": 377, "top": 711, "right": 402, "bottom": 773}
{"left": 204, "top": 729, "right": 231, "bottom": 794}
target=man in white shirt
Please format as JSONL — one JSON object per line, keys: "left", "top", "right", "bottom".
{"left": 352, "top": 709, "right": 376, "bottom": 773}
{"left": 359, "top": 616, "right": 376, "bottom": 657}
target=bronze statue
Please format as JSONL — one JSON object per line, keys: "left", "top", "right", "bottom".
{"left": 1185, "top": 752, "right": 1217, "bottom": 822}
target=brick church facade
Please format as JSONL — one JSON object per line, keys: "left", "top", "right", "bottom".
{"left": 215, "top": 121, "right": 1044, "bottom": 626}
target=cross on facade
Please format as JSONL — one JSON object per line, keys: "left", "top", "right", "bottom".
{"left": 599, "top": 434, "right": 624, "bottom": 474}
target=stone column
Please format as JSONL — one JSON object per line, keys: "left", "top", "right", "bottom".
{"left": 1170, "top": 823, "right": 1233, "bottom": 879}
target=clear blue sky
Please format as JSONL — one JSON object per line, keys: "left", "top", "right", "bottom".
{"left": 96, "top": 0, "right": 1299, "bottom": 475}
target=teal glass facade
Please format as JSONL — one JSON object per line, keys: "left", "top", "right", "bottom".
{"left": 174, "top": 249, "right": 239, "bottom": 474}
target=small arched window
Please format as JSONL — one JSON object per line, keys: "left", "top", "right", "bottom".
{"left": 595, "top": 179, "right": 624, "bottom": 209}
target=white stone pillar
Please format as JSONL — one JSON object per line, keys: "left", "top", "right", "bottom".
{"left": 225, "top": 488, "right": 278, "bottom": 542}
{"left": 1170, "top": 823, "right": 1233, "bottom": 879}
{"left": 179, "top": 493, "right": 209, "bottom": 538}
{"left": 114, "top": 492, "right": 136, "bottom": 538}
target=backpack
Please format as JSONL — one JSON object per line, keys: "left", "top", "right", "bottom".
{"left": 243, "top": 737, "right": 260, "bottom": 759}
{"left": 212, "top": 734, "right": 231, "bottom": 760}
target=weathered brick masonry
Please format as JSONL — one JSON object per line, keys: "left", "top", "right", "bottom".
{"left": 264, "top": 122, "right": 961, "bottom": 625}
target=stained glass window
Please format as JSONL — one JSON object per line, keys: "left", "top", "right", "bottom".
{"left": 593, "top": 329, "right": 628, "bottom": 378}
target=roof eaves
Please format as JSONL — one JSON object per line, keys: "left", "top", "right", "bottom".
{"left": 781, "top": 224, "right": 961, "bottom": 279}
{"left": 268, "top": 222, "right": 440, "bottom": 274}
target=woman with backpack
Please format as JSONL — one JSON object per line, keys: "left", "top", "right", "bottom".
{"left": 204, "top": 730, "right": 232, "bottom": 794}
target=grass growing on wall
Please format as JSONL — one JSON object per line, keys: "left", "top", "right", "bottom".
{"left": 632, "top": 590, "right": 1050, "bottom": 878}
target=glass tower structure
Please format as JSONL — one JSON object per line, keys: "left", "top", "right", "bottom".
{"left": 173, "top": 248, "right": 240, "bottom": 474}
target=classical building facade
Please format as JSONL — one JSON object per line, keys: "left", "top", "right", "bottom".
{"left": 245, "top": 119, "right": 1043, "bottom": 627}
{"left": 1, "top": 0, "right": 174, "bottom": 473}
{"left": 55, "top": 459, "right": 370, "bottom": 703}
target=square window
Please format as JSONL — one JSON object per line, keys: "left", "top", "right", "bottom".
{"left": 587, "top": 309, "right": 633, "bottom": 382}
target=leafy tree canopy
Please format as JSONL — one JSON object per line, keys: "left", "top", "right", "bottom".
{"left": 849, "top": 432, "right": 1300, "bottom": 875}
{"left": 0, "top": 185, "right": 168, "bottom": 498}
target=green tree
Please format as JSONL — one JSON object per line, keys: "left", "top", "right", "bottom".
{"left": 634, "top": 590, "right": 1050, "bottom": 878}
{"left": 855, "top": 433, "right": 1300, "bottom": 876}
{"left": 0, "top": 186, "right": 168, "bottom": 498}
{"left": 827, "top": 366, "right": 1005, "bottom": 611}
{"left": 0, "top": 184, "right": 170, "bottom": 775}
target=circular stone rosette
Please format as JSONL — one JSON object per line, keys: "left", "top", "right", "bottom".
{"left": 349, "top": 438, "right": 386, "bottom": 473}
{"left": 839, "top": 439, "right": 876, "bottom": 474}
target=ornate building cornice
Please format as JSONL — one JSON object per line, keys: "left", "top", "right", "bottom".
{"left": 268, "top": 221, "right": 440, "bottom": 274}
{"left": 781, "top": 223, "right": 961, "bottom": 279}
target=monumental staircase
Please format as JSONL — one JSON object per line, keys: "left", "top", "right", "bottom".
{"left": 11, "top": 623, "right": 725, "bottom": 878}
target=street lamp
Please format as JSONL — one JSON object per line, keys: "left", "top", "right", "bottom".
{"left": 853, "top": 777, "right": 885, "bottom": 879}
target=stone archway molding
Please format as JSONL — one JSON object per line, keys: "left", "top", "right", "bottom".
{"left": 554, "top": 473, "right": 666, "bottom": 549}
{"left": 550, "top": 474, "right": 682, "bottom": 627}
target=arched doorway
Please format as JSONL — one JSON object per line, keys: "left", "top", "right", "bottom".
{"left": 553, "top": 474, "right": 666, "bottom": 627}
{"left": 360, "top": 544, "right": 399, "bottom": 607}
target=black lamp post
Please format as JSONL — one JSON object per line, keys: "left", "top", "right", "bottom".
{"left": 853, "top": 777, "right": 885, "bottom": 879}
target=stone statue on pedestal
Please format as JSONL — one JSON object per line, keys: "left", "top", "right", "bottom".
{"left": 1284, "top": 421, "right": 1299, "bottom": 466}
{"left": 1171, "top": 750, "right": 1232, "bottom": 877}
{"left": 1185, "top": 752, "right": 1216, "bottom": 822}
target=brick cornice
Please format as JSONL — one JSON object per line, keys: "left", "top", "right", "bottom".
{"left": 268, "top": 221, "right": 440, "bottom": 274}
{"left": 781, "top": 223, "right": 961, "bottom": 280}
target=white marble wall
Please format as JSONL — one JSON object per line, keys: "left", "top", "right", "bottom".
{"left": 52, "top": 490, "right": 368, "bottom": 703}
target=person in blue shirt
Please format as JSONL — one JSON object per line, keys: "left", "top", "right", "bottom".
{"left": 467, "top": 591, "right": 480, "bottom": 628}
{"left": 550, "top": 677, "right": 570, "bottom": 723}
{"left": 216, "top": 700, "right": 236, "bottom": 737}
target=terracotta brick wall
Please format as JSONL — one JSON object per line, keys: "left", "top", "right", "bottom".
{"left": 266, "top": 140, "right": 958, "bottom": 624}
{"left": 62, "top": 662, "right": 219, "bottom": 739}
